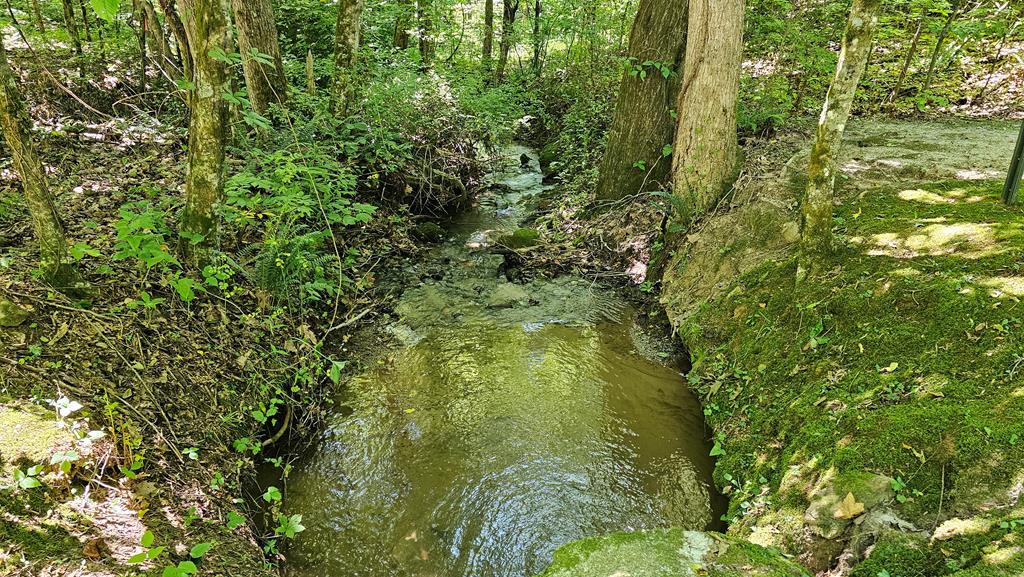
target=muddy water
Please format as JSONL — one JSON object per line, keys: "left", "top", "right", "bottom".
{"left": 279, "top": 147, "right": 719, "bottom": 577}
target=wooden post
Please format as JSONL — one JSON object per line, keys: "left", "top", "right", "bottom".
{"left": 1004, "top": 119, "right": 1024, "bottom": 205}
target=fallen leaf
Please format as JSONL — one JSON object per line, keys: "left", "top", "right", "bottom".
{"left": 833, "top": 492, "right": 865, "bottom": 519}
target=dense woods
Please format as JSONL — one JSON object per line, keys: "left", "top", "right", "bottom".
{"left": 1, "top": 0, "right": 1023, "bottom": 575}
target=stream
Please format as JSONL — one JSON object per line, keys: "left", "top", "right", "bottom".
{"left": 277, "top": 146, "right": 721, "bottom": 577}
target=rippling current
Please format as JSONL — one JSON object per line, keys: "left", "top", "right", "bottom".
{"left": 277, "top": 146, "right": 717, "bottom": 577}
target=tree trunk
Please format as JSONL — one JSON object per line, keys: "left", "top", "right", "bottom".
{"left": 232, "top": 0, "right": 288, "bottom": 116}
{"left": 920, "top": 1, "right": 960, "bottom": 95}
{"left": 417, "top": 0, "right": 434, "bottom": 65}
{"left": 141, "top": 0, "right": 182, "bottom": 83}
{"left": 0, "top": 40, "right": 77, "bottom": 285}
{"left": 159, "top": 0, "right": 193, "bottom": 81}
{"left": 134, "top": 0, "right": 148, "bottom": 92}
{"left": 331, "top": 0, "right": 363, "bottom": 116}
{"left": 530, "top": 0, "right": 541, "bottom": 74}
{"left": 496, "top": 0, "right": 518, "bottom": 80}
{"left": 393, "top": 0, "right": 411, "bottom": 49}
{"left": 669, "top": 0, "right": 744, "bottom": 223}
{"left": 595, "top": 0, "right": 687, "bottom": 201}
{"left": 78, "top": 0, "right": 92, "bottom": 41}
{"left": 31, "top": 0, "right": 45, "bottom": 33}
{"left": 798, "top": 0, "right": 880, "bottom": 281}
{"left": 61, "top": 0, "right": 83, "bottom": 56}
{"left": 177, "top": 0, "right": 231, "bottom": 261}
{"left": 888, "top": 13, "right": 922, "bottom": 103}
{"left": 483, "top": 0, "right": 494, "bottom": 72}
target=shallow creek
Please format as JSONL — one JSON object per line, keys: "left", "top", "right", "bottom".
{"left": 278, "top": 146, "right": 720, "bottom": 577}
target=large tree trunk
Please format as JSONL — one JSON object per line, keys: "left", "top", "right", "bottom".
{"left": 331, "top": 0, "right": 363, "bottom": 116}
{"left": 669, "top": 0, "right": 744, "bottom": 223}
{"left": 798, "top": 0, "right": 880, "bottom": 281}
{"left": 393, "top": 0, "right": 411, "bottom": 49}
{"left": 177, "top": 0, "right": 231, "bottom": 261}
{"left": 482, "top": 0, "right": 494, "bottom": 72}
{"left": 232, "top": 0, "right": 288, "bottom": 116}
{"left": 0, "top": 40, "right": 77, "bottom": 285}
{"left": 61, "top": 0, "right": 83, "bottom": 56}
{"left": 496, "top": 0, "right": 518, "bottom": 80}
{"left": 417, "top": 0, "right": 434, "bottom": 65}
{"left": 133, "top": 0, "right": 148, "bottom": 92}
{"left": 596, "top": 0, "right": 687, "bottom": 201}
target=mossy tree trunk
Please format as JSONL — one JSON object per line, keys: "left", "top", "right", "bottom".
{"left": 482, "top": 0, "right": 494, "bottom": 73}
{"left": 331, "top": 0, "right": 363, "bottom": 116}
{"left": 496, "top": 0, "right": 518, "bottom": 80}
{"left": 417, "top": 0, "right": 434, "bottom": 66}
{"left": 0, "top": 40, "right": 77, "bottom": 285}
{"left": 159, "top": 0, "right": 193, "bottom": 81}
{"left": 31, "top": 0, "right": 45, "bottom": 33}
{"left": 669, "top": 0, "right": 744, "bottom": 224}
{"left": 393, "top": 0, "right": 411, "bottom": 49}
{"left": 595, "top": 0, "right": 687, "bottom": 201}
{"left": 78, "top": 0, "right": 92, "bottom": 41}
{"left": 177, "top": 0, "right": 231, "bottom": 262}
{"left": 798, "top": 0, "right": 880, "bottom": 281}
{"left": 61, "top": 0, "right": 83, "bottom": 56}
{"left": 232, "top": 0, "right": 288, "bottom": 116}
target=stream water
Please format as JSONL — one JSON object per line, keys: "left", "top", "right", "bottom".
{"left": 277, "top": 146, "right": 720, "bottom": 577}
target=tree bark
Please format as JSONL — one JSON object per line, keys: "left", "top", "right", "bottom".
{"left": 920, "top": 1, "right": 960, "bottom": 96}
{"left": 177, "top": 0, "right": 231, "bottom": 261}
{"left": 232, "top": 0, "right": 288, "bottom": 116}
{"left": 798, "top": 0, "right": 880, "bottom": 281}
{"left": 0, "top": 40, "right": 76, "bottom": 285}
{"left": 141, "top": 0, "right": 182, "bottom": 83}
{"left": 483, "top": 0, "right": 494, "bottom": 72}
{"left": 669, "top": 0, "right": 744, "bottom": 223}
{"left": 331, "top": 0, "right": 363, "bottom": 116}
{"left": 596, "top": 0, "right": 687, "bottom": 201}
{"left": 31, "top": 0, "right": 45, "bottom": 33}
{"left": 530, "top": 0, "right": 541, "bottom": 74}
{"left": 393, "top": 0, "right": 411, "bottom": 48}
{"left": 417, "top": 0, "right": 434, "bottom": 65}
{"left": 496, "top": 0, "right": 518, "bottom": 80}
{"left": 78, "top": 0, "right": 92, "bottom": 41}
{"left": 133, "top": 0, "right": 148, "bottom": 92}
{"left": 61, "top": 0, "right": 83, "bottom": 56}
{"left": 159, "top": 0, "right": 193, "bottom": 81}
{"left": 888, "top": 12, "right": 922, "bottom": 103}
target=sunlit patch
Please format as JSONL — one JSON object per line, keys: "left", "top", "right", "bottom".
{"left": 955, "top": 168, "right": 1002, "bottom": 180}
{"left": 898, "top": 187, "right": 988, "bottom": 205}
{"left": 866, "top": 222, "right": 1001, "bottom": 259}
{"left": 977, "top": 276, "right": 1024, "bottom": 298}
{"left": 889, "top": 267, "right": 921, "bottom": 277}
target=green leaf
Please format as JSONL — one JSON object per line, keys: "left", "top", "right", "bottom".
{"left": 661, "top": 144, "right": 673, "bottom": 157}
{"left": 147, "top": 545, "right": 165, "bottom": 559}
{"left": 226, "top": 511, "right": 245, "bottom": 529}
{"left": 127, "top": 551, "right": 148, "bottom": 564}
{"left": 709, "top": 441, "right": 725, "bottom": 457}
{"left": 177, "top": 560, "right": 198, "bottom": 574}
{"left": 141, "top": 530, "right": 155, "bottom": 547}
{"left": 89, "top": 0, "right": 119, "bottom": 21}
{"left": 189, "top": 542, "right": 213, "bottom": 558}
{"left": 263, "top": 486, "right": 282, "bottom": 502}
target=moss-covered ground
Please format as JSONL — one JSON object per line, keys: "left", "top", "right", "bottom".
{"left": 680, "top": 177, "right": 1024, "bottom": 575}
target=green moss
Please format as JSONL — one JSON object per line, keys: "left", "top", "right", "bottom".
{"left": 674, "top": 179, "right": 1024, "bottom": 568}
{"left": 0, "top": 404, "right": 71, "bottom": 473}
{"left": 849, "top": 532, "right": 945, "bottom": 577}
{"left": 500, "top": 227, "right": 542, "bottom": 248}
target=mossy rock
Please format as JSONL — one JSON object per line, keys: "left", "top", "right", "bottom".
{"left": 539, "top": 141, "right": 559, "bottom": 172}
{"left": 500, "top": 228, "right": 541, "bottom": 248}
{"left": 0, "top": 404, "right": 73, "bottom": 472}
{"left": 535, "top": 529, "right": 807, "bottom": 577}
{"left": 0, "top": 297, "right": 29, "bottom": 327}
{"left": 412, "top": 221, "right": 446, "bottom": 243}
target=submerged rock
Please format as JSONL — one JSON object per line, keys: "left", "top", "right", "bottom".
{"left": 535, "top": 528, "right": 806, "bottom": 577}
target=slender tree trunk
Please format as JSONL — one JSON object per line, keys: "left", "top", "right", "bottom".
{"left": 417, "top": 0, "right": 434, "bottom": 65}
{"left": 669, "top": 0, "right": 744, "bottom": 223}
{"left": 331, "top": 0, "right": 363, "bottom": 116}
{"left": 483, "top": 0, "right": 494, "bottom": 72}
{"left": 596, "top": 0, "right": 687, "bottom": 201}
{"left": 530, "top": 0, "right": 541, "bottom": 74}
{"left": 78, "top": 0, "right": 92, "bottom": 41}
{"left": 306, "top": 49, "right": 316, "bottom": 93}
{"left": 159, "top": 0, "right": 192, "bottom": 81}
{"left": 31, "top": 0, "right": 45, "bottom": 33}
{"left": 134, "top": 0, "right": 148, "bottom": 92}
{"left": 141, "top": 0, "right": 182, "bottom": 82}
{"left": 61, "top": 0, "right": 83, "bottom": 56}
{"left": 920, "top": 2, "right": 960, "bottom": 95}
{"left": 888, "top": 13, "right": 923, "bottom": 102}
{"left": 496, "top": 0, "right": 518, "bottom": 80}
{"left": 232, "top": 0, "right": 288, "bottom": 116}
{"left": 0, "top": 40, "right": 77, "bottom": 285}
{"left": 177, "top": 0, "right": 231, "bottom": 261}
{"left": 798, "top": 0, "right": 880, "bottom": 281}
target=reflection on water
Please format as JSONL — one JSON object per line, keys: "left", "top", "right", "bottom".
{"left": 279, "top": 146, "right": 717, "bottom": 577}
